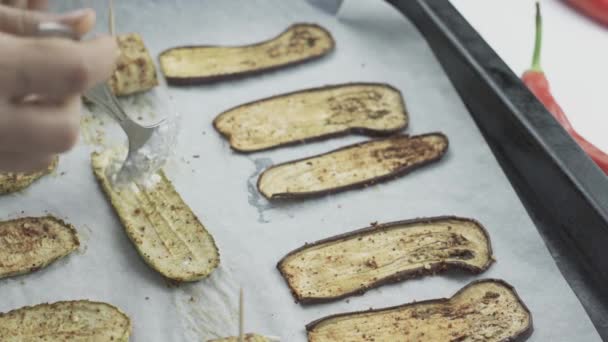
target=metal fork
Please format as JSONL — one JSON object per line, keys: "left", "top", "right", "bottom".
{"left": 83, "top": 79, "right": 166, "bottom": 167}
{"left": 36, "top": 21, "right": 167, "bottom": 183}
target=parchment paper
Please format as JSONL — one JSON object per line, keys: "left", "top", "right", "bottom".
{"left": 0, "top": 0, "right": 600, "bottom": 341}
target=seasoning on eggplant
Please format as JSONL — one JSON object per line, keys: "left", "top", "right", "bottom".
{"left": 0, "top": 157, "right": 57, "bottom": 195}
{"left": 0, "top": 300, "right": 131, "bottom": 342}
{"left": 0, "top": 216, "right": 79, "bottom": 280}
{"left": 214, "top": 83, "right": 408, "bottom": 152}
{"left": 257, "top": 133, "right": 448, "bottom": 199}
{"left": 278, "top": 217, "right": 493, "bottom": 304}
{"left": 307, "top": 279, "right": 533, "bottom": 342}
{"left": 159, "top": 23, "right": 334, "bottom": 85}
{"left": 109, "top": 33, "right": 158, "bottom": 96}
{"left": 91, "top": 150, "right": 220, "bottom": 282}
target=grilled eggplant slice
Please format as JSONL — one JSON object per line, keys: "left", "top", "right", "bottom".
{"left": 0, "top": 158, "right": 57, "bottom": 195}
{"left": 214, "top": 83, "right": 407, "bottom": 152}
{"left": 159, "top": 23, "right": 334, "bottom": 84}
{"left": 109, "top": 33, "right": 158, "bottom": 96}
{"left": 0, "top": 216, "right": 79, "bottom": 279}
{"left": 92, "top": 150, "right": 220, "bottom": 282}
{"left": 278, "top": 217, "right": 493, "bottom": 304}
{"left": 208, "top": 334, "right": 271, "bottom": 342}
{"left": 307, "top": 279, "right": 533, "bottom": 342}
{"left": 0, "top": 300, "right": 131, "bottom": 341}
{"left": 258, "top": 133, "right": 448, "bottom": 199}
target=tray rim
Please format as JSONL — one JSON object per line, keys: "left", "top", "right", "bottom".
{"left": 388, "top": 0, "right": 608, "bottom": 338}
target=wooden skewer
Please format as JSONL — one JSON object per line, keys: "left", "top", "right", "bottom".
{"left": 108, "top": 0, "right": 116, "bottom": 36}
{"left": 239, "top": 288, "right": 244, "bottom": 342}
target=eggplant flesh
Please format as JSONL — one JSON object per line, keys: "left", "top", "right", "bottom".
{"left": 91, "top": 150, "right": 220, "bottom": 282}
{"left": 307, "top": 280, "right": 533, "bottom": 342}
{"left": 0, "top": 301, "right": 131, "bottom": 342}
{"left": 214, "top": 83, "right": 408, "bottom": 152}
{"left": 208, "top": 334, "right": 272, "bottom": 342}
{"left": 0, "top": 216, "right": 79, "bottom": 279}
{"left": 159, "top": 23, "right": 334, "bottom": 84}
{"left": 0, "top": 158, "right": 57, "bottom": 195}
{"left": 109, "top": 33, "right": 158, "bottom": 96}
{"left": 278, "top": 217, "right": 493, "bottom": 304}
{"left": 258, "top": 133, "right": 448, "bottom": 199}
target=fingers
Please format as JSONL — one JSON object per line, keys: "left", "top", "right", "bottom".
{"left": 57, "top": 8, "right": 96, "bottom": 36}
{"left": 0, "top": 4, "right": 43, "bottom": 34}
{"left": 28, "top": 0, "right": 47, "bottom": 10}
{"left": 0, "top": 151, "right": 54, "bottom": 173}
{"left": 0, "top": 34, "right": 118, "bottom": 99}
{"left": 1, "top": 0, "right": 48, "bottom": 11}
{"left": 0, "top": 5, "right": 96, "bottom": 37}
{"left": 0, "top": 96, "right": 81, "bottom": 155}
{"left": 1, "top": 0, "right": 27, "bottom": 9}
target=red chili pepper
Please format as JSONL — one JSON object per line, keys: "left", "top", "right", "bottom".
{"left": 565, "top": 0, "right": 608, "bottom": 26}
{"left": 522, "top": 2, "right": 608, "bottom": 174}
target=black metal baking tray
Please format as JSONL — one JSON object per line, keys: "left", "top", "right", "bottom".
{"left": 388, "top": 0, "right": 608, "bottom": 338}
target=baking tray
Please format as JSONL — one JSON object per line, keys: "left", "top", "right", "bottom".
{"left": 0, "top": 0, "right": 603, "bottom": 341}
{"left": 391, "top": 0, "right": 608, "bottom": 338}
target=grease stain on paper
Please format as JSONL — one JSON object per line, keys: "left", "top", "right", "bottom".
{"left": 246, "top": 158, "right": 274, "bottom": 224}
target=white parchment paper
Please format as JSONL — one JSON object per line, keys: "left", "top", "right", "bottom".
{"left": 0, "top": 0, "right": 600, "bottom": 341}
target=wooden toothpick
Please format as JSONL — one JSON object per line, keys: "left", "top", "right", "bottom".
{"left": 108, "top": 0, "right": 115, "bottom": 36}
{"left": 239, "top": 287, "right": 244, "bottom": 342}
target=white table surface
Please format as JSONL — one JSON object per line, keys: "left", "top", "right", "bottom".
{"left": 450, "top": 0, "right": 608, "bottom": 151}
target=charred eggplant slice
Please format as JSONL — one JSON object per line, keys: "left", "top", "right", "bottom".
{"left": 307, "top": 279, "right": 533, "bottom": 342}
{"left": 278, "top": 217, "right": 493, "bottom": 304}
{"left": 109, "top": 33, "right": 158, "bottom": 96}
{"left": 91, "top": 150, "right": 220, "bottom": 282}
{"left": 214, "top": 83, "right": 408, "bottom": 152}
{"left": 0, "top": 158, "right": 57, "bottom": 195}
{"left": 0, "top": 300, "right": 131, "bottom": 341}
{"left": 257, "top": 133, "right": 448, "bottom": 199}
{"left": 159, "top": 23, "right": 334, "bottom": 84}
{"left": 0, "top": 216, "right": 79, "bottom": 279}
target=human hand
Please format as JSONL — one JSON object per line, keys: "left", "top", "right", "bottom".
{"left": 1, "top": 0, "right": 47, "bottom": 10}
{"left": 0, "top": 3, "right": 118, "bottom": 172}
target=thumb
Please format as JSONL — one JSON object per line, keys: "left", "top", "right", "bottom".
{"left": 0, "top": 6, "right": 96, "bottom": 37}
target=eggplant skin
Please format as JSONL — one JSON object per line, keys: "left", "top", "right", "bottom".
{"left": 0, "top": 216, "right": 79, "bottom": 280}
{"left": 278, "top": 216, "right": 493, "bottom": 304}
{"left": 109, "top": 33, "right": 159, "bottom": 96}
{"left": 0, "top": 300, "right": 131, "bottom": 342}
{"left": 91, "top": 150, "right": 220, "bottom": 282}
{"left": 0, "top": 158, "right": 57, "bottom": 195}
{"left": 306, "top": 279, "right": 533, "bottom": 342}
{"left": 257, "top": 133, "right": 449, "bottom": 200}
{"left": 214, "top": 83, "right": 408, "bottom": 153}
{"left": 159, "top": 23, "right": 335, "bottom": 85}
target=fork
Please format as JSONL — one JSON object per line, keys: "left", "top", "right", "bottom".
{"left": 36, "top": 21, "right": 167, "bottom": 184}
{"left": 83, "top": 79, "right": 166, "bottom": 169}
